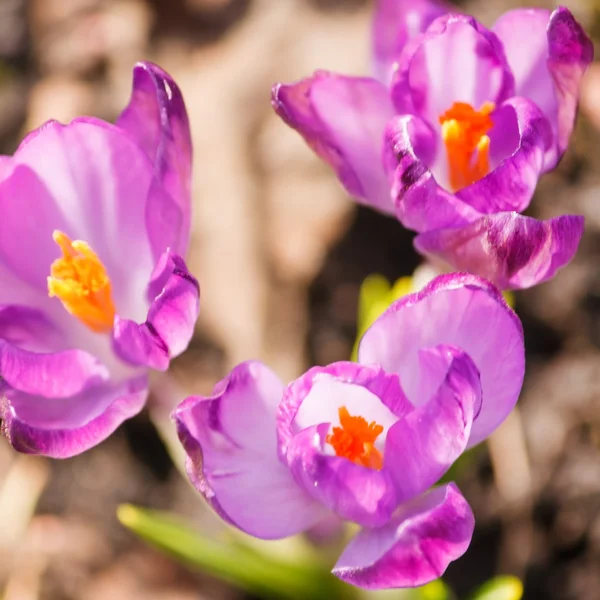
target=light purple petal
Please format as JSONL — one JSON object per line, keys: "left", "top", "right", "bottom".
{"left": 493, "top": 7, "right": 593, "bottom": 168}
{"left": 385, "top": 347, "right": 481, "bottom": 503}
{"left": 0, "top": 163, "right": 71, "bottom": 293}
{"left": 117, "top": 62, "right": 192, "bottom": 257}
{"left": 0, "top": 305, "right": 64, "bottom": 352}
{"left": 173, "top": 361, "right": 324, "bottom": 539}
{"left": 456, "top": 97, "right": 552, "bottom": 214}
{"left": 391, "top": 14, "right": 515, "bottom": 125}
{"left": 272, "top": 72, "right": 396, "bottom": 215}
{"left": 372, "top": 0, "right": 453, "bottom": 85}
{"left": 112, "top": 251, "right": 199, "bottom": 371}
{"left": 384, "top": 114, "right": 481, "bottom": 233}
{"left": 415, "top": 212, "right": 584, "bottom": 291}
{"left": 278, "top": 362, "right": 411, "bottom": 459}
{"left": 0, "top": 342, "right": 109, "bottom": 399}
{"left": 386, "top": 98, "right": 552, "bottom": 231}
{"left": 358, "top": 273, "right": 524, "bottom": 446}
{"left": 332, "top": 483, "right": 474, "bottom": 589}
{"left": 286, "top": 423, "right": 399, "bottom": 528}
{"left": 1, "top": 374, "right": 148, "bottom": 458}
{"left": 11, "top": 118, "right": 157, "bottom": 323}
{"left": 277, "top": 362, "right": 410, "bottom": 527}
{"left": 493, "top": 9, "right": 552, "bottom": 104}
{"left": 546, "top": 7, "right": 594, "bottom": 162}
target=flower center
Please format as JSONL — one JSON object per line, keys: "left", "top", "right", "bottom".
{"left": 326, "top": 406, "right": 384, "bottom": 470}
{"left": 47, "top": 230, "right": 116, "bottom": 333}
{"left": 439, "top": 101, "right": 495, "bottom": 192}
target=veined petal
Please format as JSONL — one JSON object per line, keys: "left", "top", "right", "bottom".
{"left": 372, "top": 0, "right": 453, "bottom": 85}
{"left": 0, "top": 342, "right": 108, "bottom": 399}
{"left": 286, "top": 423, "right": 399, "bottom": 528}
{"left": 384, "top": 347, "right": 481, "bottom": 503}
{"left": 278, "top": 362, "right": 411, "bottom": 459}
{"left": 457, "top": 97, "right": 552, "bottom": 214}
{"left": 358, "top": 273, "right": 524, "bottom": 446}
{"left": 386, "top": 99, "right": 552, "bottom": 227}
{"left": 278, "top": 363, "right": 410, "bottom": 528}
{"left": 385, "top": 114, "right": 481, "bottom": 233}
{"left": 173, "top": 361, "right": 324, "bottom": 539}
{"left": 0, "top": 305, "right": 110, "bottom": 400}
{"left": 112, "top": 251, "right": 199, "bottom": 371}
{"left": 0, "top": 164, "right": 71, "bottom": 294}
{"left": 11, "top": 118, "right": 157, "bottom": 323}
{"left": 1, "top": 375, "right": 148, "bottom": 458}
{"left": 332, "top": 483, "right": 474, "bottom": 589}
{"left": 493, "top": 7, "right": 593, "bottom": 169}
{"left": 272, "top": 72, "right": 396, "bottom": 215}
{"left": 117, "top": 62, "right": 192, "bottom": 256}
{"left": 391, "top": 14, "right": 515, "bottom": 125}
{"left": 546, "top": 7, "right": 593, "bottom": 163}
{"left": 415, "top": 212, "right": 584, "bottom": 291}
{"left": 0, "top": 305, "right": 64, "bottom": 353}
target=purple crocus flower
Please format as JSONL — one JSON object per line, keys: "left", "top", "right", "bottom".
{"left": 174, "top": 274, "right": 525, "bottom": 589}
{"left": 272, "top": 3, "right": 592, "bottom": 290}
{"left": 0, "top": 62, "right": 199, "bottom": 458}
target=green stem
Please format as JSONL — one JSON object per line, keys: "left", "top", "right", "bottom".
{"left": 118, "top": 504, "right": 349, "bottom": 600}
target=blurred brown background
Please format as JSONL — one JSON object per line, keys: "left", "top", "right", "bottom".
{"left": 1, "top": 0, "right": 600, "bottom": 598}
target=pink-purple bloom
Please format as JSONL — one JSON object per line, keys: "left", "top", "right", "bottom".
{"left": 0, "top": 62, "right": 199, "bottom": 458}
{"left": 272, "top": 3, "right": 592, "bottom": 290}
{"left": 174, "top": 274, "right": 525, "bottom": 589}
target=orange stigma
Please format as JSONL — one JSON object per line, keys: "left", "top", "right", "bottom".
{"left": 326, "top": 406, "right": 384, "bottom": 470}
{"left": 48, "top": 231, "right": 116, "bottom": 333}
{"left": 439, "top": 101, "right": 495, "bottom": 192}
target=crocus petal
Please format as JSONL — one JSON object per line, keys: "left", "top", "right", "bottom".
{"left": 493, "top": 7, "right": 593, "bottom": 168}
{"left": 277, "top": 362, "right": 409, "bottom": 527}
{"left": 0, "top": 342, "right": 108, "bottom": 399}
{"left": 1, "top": 374, "right": 148, "bottom": 458}
{"left": 286, "top": 423, "right": 398, "bottom": 527}
{"left": 173, "top": 361, "right": 324, "bottom": 539}
{"left": 391, "top": 14, "right": 515, "bottom": 125}
{"left": 0, "top": 303, "right": 113, "bottom": 402}
{"left": 272, "top": 72, "right": 396, "bottom": 214}
{"left": 415, "top": 212, "right": 585, "bottom": 291}
{"left": 0, "top": 305, "right": 64, "bottom": 352}
{"left": 12, "top": 118, "right": 157, "bottom": 322}
{"left": 386, "top": 98, "right": 552, "bottom": 230}
{"left": 112, "top": 251, "right": 199, "bottom": 371}
{"left": 372, "top": 0, "right": 453, "bottom": 85}
{"left": 278, "top": 362, "right": 411, "bottom": 458}
{"left": 385, "top": 347, "right": 481, "bottom": 503}
{"left": 457, "top": 97, "right": 552, "bottom": 214}
{"left": 358, "top": 273, "right": 524, "bottom": 446}
{"left": 0, "top": 164, "right": 71, "bottom": 293}
{"left": 332, "top": 483, "right": 474, "bottom": 589}
{"left": 384, "top": 114, "right": 481, "bottom": 233}
{"left": 117, "top": 62, "right": 193, "bottom": 256}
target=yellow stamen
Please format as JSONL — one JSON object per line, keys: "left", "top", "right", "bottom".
{"left": 48, "top": 231, "right": 116, "bottom": 333}
{"left": 439, "top": 101, "right": 495, "bottom": 192}
{"left": 326, "top": 406, "right": 384, "bottom": 470}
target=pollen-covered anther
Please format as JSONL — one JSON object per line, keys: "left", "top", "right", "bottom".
{"left": 326, "top": 406, "right": 384, "bottom": 470}
{"left": 439, "top": 101, "right": 495, "bottom": 192}
{"left": 48, "top": 230, "right": 116, "bottom": 333}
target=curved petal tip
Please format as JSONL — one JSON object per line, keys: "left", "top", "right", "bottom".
{"left": 332, "top": 483, "right": 474, "bottom": 589}
{"left": 117, "top": 61, "right": 193, "bottom": 256}
{"left": 113, "top": 251, "right": 199, "bottom": 371}
{"left": 415, "top": 213, "right": 584, "bottom": 290}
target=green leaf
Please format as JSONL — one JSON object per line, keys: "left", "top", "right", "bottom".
{"left": 352, "top": 275, "right": 413, "bottom": 361}
{"left": 417, "top": 579, "right": 453, "bottom": 600}
{"left": 469, "top": 576, "right": 523, "bottom": 600}
{"left": 117, "top": 504, "right": 348, "bottom": 600}
{"left": 356, "top": 579, "right": 452, "bottom": 600}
